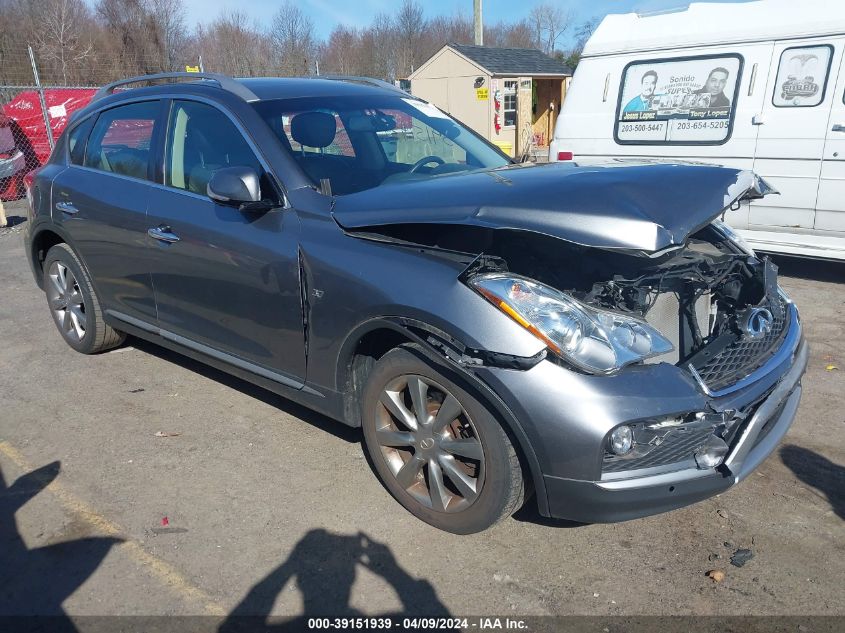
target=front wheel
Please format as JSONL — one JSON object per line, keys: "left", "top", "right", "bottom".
{"left": 361, "top": 346, "right": 525, "bottom": 534}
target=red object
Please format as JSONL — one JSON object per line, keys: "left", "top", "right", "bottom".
{"left": 23, "top": 169, "right": 35, "bottom": 191}
{"left": 1, "top": 88, "right": 96, "bottom": 201}
{"left": 557, "top": 151, "right": 574, "bottom": 161}
{"left": 161, "top": 516, "right": 169, "bottom": 526}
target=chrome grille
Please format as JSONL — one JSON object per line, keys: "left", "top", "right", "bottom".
{"left": 693, "top": 296, "right": 789, "bottom": 393}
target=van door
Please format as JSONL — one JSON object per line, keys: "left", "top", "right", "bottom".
{"left": 816, "top": 45, "right": 845, "bottom": 233}
{"left": 751, "top": 39, "right": 843, "bottom": 229}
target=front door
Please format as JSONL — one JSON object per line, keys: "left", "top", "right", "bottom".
{"left": 147, "top": 99, "right": 305, "bottom": 384}
{"left": 752, "top": 38, "right": 843, "bottom": 229}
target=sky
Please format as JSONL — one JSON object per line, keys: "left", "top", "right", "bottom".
{"left": 179, "top": 0, "right": 754, "bottom": 48}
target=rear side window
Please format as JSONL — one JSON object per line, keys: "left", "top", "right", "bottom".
{"left": 773, "top": 45, "right": 833, "bottom": 107}
{"left": 68, "top": 117, "right": 94, "bottom": 165}
{"left": 615, "top": 53, "right": 743, "bottom": 145}
{"left": 165, "top": 100, "right": 265, "bottom": 196}
{"left": 84, "top": 101, "right": 158, "bottom": 180}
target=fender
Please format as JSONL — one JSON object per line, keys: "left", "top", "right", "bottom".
{"left": 335, "top": 315, "right": 552, "bottom": 516}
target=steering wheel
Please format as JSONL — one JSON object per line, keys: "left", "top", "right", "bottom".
{"left": 409, "top": 155, "right": 446, "bottom": 173}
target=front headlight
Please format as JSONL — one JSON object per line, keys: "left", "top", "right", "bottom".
{"left": 712, "top": 219, "right": 755, "bottom": 256}
{"left": 470, "top": 273, "right": 673, "bottom": 374}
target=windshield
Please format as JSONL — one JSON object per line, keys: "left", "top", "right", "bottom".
{"left": 252, "top": 95, "right": 510, "bottom": 195}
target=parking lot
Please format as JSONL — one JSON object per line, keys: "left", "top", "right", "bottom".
{"left": 1, "top": 198, "right": 843, "bottom": 621}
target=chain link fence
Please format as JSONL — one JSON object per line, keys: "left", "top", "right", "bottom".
{"left": 0, "top": 46, "right": 210, "bottom": 215}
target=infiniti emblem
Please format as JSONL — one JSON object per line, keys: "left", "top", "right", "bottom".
{"left": 744, "top": 307, "right": 774, "bottom": 339}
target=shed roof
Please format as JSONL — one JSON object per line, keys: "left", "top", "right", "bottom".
{"left": 447, "top": 44, "right": 572, "bottom": 76}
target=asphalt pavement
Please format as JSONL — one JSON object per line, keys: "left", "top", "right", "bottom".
{"left": 1, "top": 200, "right": 843, "bottom": 624}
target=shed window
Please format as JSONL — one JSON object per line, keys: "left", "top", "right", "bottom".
{"left": 503, "top": 80, "right": 517, "bottom": 127}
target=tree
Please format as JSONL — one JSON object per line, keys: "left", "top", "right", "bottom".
{"left": 395, "top": 0, "right": 425, "bottom": 77}
{"left": 269, "top": 1, "right": 316, "bottom": 76}
{"left": 35, "top": 0, "right": 94, "bottom": 84}
{"left": 529, "top": 2, "right": 573, "bottom": 56}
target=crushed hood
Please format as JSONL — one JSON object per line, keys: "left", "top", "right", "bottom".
{"left": 332, "top": 162, "right": 774, "bottom": 254}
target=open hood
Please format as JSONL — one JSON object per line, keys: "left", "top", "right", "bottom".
{"left": 332, "top": 162, "right": 774, "bottom": 254}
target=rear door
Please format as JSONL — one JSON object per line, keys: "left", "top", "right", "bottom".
{"left": 51, "top": 99, "right": 163, "bottom": 325}
{"left": 816, "top": 44, "right": 845, "bottom": 232}
{"left": 146, "top": 99, "right": 306, "bottom": 384}
{"left": 751, "top": 39, "right": 842, "bottom": 229}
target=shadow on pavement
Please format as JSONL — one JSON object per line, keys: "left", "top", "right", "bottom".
{"left": 780, "top": 444, "right": 845, "bottom": 520}
{"left": 768, "top": 254, "right": 845, "bottom": 283}
{"left": 219, "top": 529, "right": 450, "bottom": 631}
{"left": 128, "top": 336, "right": 360, "bottom": 445}
{"left": 511, "top": 501, "right": 585, "bottom": 529}
{"left": 0, "top": 461, "right": 122, "bottom": 627}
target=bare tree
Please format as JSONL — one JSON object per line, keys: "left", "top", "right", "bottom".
{"left": 150, "top": 0, "right": 187, "bottom": 71}
{"left": 194, "top": 10, "right": 271, "bottom": 76}
{"left": 395, "top": 0, "right": 425, "bottom": 77}
{"left": 529, "top": 2, "right": 573, "bottom": 55}
{"left": 269, "top": 1, "right": 316, "bottom": 76}
{"left": 319, "top": 26, "right": 359, "bottom": 75}
{"left": 35, "top": 0, "right": 94, "bottom": 83}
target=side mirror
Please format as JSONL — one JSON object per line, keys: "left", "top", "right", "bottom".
{"left": 207, "top": 166, "right": 261, "bottom": 205}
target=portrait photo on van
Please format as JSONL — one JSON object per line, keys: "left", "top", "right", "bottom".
{"left": 773, "top": 44, "right": 833, "bottom": 107}
{"left": 616, "top": 54, "right": 742, "bottom": 144}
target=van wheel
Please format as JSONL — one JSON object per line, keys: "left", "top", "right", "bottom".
{"left": 43, "top": 243, "right": 125, "bottom": 354}
{"left": 361, "top": 346, "right": 524, "bottom": 534}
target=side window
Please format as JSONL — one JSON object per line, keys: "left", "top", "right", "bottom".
{"left": 68, "top": 117, "right": 94, "bottom": 166}
{"left": 84, "top": 101, "right": 158, "bottom": 179}
{"left": 615, "top": 54, "right": 743, "bottom": 145}
{"left": 166, "top": 100, "right": 265, "bottom": 196}
{"left": 773, "top": 45, "right": 833, "bottom": 107}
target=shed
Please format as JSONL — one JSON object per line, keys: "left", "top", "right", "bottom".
{"left": 409, "top": 44, "right": 572, "bottom": 158}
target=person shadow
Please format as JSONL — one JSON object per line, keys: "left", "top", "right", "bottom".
{"left": 219, "top": 529, "right": 451, "bottom": 632}
{"left": 780, "top": 444, "right": 845, "bottom": 520}
{"left": 0, "top": 461, "right": 122, "bottom": 629}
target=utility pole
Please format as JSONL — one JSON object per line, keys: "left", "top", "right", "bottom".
{"left": 474, "top": 0, "right": 483, "bottom": 46}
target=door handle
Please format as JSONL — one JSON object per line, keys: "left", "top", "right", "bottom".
{"left": 752, "top": 114, "right": 765, "bottom": 125}
{"left": 55, "top": 201, "right": 79, "bottom": 215}
{"left": 148, "top": 226, "right": 180, "bottom": 243}
{"left": 832, "top": 124, "right": 845, "bottom": 132}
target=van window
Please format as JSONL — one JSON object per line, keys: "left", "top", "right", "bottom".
{"left": 615, "top": 54, "right": 742, "bottom": 145}
{"left": 84, "top": 101, "right": 158, "bottom": 180}
{"left": 773, "top": 45, "right": 833, "bottom": 108}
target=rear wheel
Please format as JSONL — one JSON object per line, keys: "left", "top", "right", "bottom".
{"left": 43, "top": 243, "right": 125, "bottom": 354}
{"left": 361, "top": 346, "right": 524, "bottom": 534}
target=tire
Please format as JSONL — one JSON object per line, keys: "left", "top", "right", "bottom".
{"left": 361, "top": 345, "right": 525, "bottom": 534}
{"left": 43, "top": 243, "right": 125, "bottom": 354}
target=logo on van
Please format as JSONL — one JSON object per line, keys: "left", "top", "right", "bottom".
{"left": 781, "top": 77, "right": 819, "bottom": 102}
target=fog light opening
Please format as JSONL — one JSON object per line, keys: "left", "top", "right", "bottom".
{"left": 609, "top": 425, "right": 634, "bottom": 455}
{"left": 694, "top": 435, "right": 730, "bottom": 469}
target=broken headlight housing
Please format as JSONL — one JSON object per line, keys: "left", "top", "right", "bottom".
{"left": 470, "top": 273, "right": 673, "bottom": 374}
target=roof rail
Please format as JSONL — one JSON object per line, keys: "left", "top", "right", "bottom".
{"left": 93, "top": 72, "right": 259, "bottom": 103}
{"left": 315, "top": 75, "right": 410, "bottom": 96}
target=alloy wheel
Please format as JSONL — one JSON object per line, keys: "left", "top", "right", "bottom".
{"left": 47, "top": 261, "right": 86, "bottom": 342}
{"left": 375, "top": 374, "right": 485, "bottom": 513}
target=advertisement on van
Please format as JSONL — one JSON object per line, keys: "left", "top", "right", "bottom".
{"left": 615, "top": 54, "right": 742, "bottom": 144}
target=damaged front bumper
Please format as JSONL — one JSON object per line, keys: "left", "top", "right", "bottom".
{"left": 472, "top": 302, "right": 806, "bottom": 523}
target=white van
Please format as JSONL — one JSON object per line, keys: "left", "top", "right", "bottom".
{"left": 550, "top": 0, "right": 845, "bottom": 260}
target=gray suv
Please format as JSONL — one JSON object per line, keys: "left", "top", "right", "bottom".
{"left": 23, "top": 73, "right": 807, "bottom": 533}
